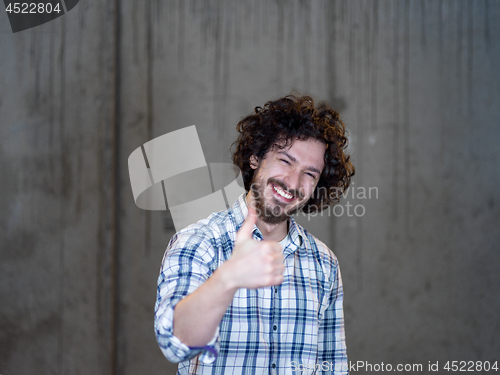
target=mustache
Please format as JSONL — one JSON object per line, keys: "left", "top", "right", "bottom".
{"left": 267, "top": 177, "right": 304, "bottom": 199}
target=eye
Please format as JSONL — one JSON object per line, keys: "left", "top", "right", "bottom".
{"left": 305, "top": 172, "right": 316, "bottom": 179}
{"left": 280, "top": 158, "right": 291, "bottom": 165}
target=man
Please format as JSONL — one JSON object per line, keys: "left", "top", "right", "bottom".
{"left": 155, "top": 95, "right": 354, "bottom": 374}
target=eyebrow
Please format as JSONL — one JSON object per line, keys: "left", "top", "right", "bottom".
{"left": 278, "top": 150, "right": 322, "bottom": 175}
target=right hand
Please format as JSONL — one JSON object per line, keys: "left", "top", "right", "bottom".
{"left": 221, "top": 206, "right": 285, "bottom": 290}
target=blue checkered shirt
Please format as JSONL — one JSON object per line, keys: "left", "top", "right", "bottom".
{"left": 155, "top": 194, "right": 348, "bottom": 374}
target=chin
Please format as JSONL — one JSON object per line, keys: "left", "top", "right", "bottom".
{"left": 259, "top": 200, "right": 303, "bottom": 224}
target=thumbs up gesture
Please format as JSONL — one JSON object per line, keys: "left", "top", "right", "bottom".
{"left": 221, "top": 206, "right": 285, "bottom": 290}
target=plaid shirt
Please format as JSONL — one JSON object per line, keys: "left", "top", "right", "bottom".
{"left": 155, "top": 194, "right": 348, "bottom": 374}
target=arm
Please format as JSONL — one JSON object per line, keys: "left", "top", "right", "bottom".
{"left": 155, "top": 207, "right": 284, "bottom": 362}
{"left": 171, "top": 261, "right": 237, "bottom": 347}
{"left": 155, "top": 226, "right": 217, "bottom": 363}
{"left": 317, "top": 263, "right": 348, "bottom": 374}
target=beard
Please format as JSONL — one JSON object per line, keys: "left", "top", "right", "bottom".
{"left": 250, "top": 176, "right": 305, "bottom": 225}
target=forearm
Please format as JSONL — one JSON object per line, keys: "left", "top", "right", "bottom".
{"left": 173, "top": 262, "right": 238, "bottom": 347}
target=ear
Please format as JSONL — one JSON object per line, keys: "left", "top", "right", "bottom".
{"left": 249, "top": 154, "right": 259, "bottom": 169}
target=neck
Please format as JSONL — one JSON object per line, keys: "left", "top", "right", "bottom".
{"left": 246, "top": 192, "right": 289, "bottom": 242}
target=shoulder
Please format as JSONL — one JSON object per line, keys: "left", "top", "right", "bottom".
{"left": 170, "top": 193, "right": 247, "bottom": 245}
{"left": 166, "top": 206, "right": 237, "bottom": 261}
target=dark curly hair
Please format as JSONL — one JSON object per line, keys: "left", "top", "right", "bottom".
{"left": 232, "top": 94, "right": 354, "bottom": 213}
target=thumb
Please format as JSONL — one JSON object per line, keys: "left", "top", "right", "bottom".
{"left": 237, "top": 205, "right": 258, "bottom": 242}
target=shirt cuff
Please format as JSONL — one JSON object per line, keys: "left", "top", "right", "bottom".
{"left": 155, "top": 302, "right": 220, "bottom": 364}
{"left": 188, "top": 332, "right": 220, "bottom": 364}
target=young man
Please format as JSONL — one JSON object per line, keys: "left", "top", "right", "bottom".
{"left": 155, "top": 95, "right": 354, "bottom": 374}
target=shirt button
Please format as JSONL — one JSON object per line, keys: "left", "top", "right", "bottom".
{"left": 273, "top": 325, "right": 277, "bottom": 331}
{"left": 272, "top": 363, "right": 276, "bottom": 369}
{"left": 274, "top": 288, "right": 278, "bottom": 293}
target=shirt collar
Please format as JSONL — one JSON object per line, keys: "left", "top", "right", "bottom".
{"left": 231, "top": 193, "right": 304, "bottom": 255}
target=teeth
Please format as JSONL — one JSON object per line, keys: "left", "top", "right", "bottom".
{"left": 273, "top": 184, "right": 293, "bottom": 199}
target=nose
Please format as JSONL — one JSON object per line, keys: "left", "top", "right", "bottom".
{"left": 283, "top": 168, "right": 302, "bottom": 196}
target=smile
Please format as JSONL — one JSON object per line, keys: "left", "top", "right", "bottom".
{"left": 272, "top": 184, "right": 294, "bottom": 200}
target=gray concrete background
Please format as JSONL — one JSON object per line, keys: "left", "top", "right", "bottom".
{"left": 1, "top": 1, "right": 499, "bottom": 374}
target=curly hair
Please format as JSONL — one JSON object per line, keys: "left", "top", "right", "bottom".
{"left": 231, "top": 94, "right": 354, "bottom": 213}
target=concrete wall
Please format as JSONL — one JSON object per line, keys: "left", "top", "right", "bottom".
{"left": 1, "top": 1, "right": 499, "bottom": 374}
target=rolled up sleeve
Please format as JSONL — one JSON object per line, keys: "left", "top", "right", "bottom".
{"left": 154, "top": 225, "right": 221, "bottom": 364}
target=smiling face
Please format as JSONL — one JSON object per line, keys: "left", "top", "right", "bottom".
{"left": 249, "top": 137, "right": 327, "bottom": 224}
